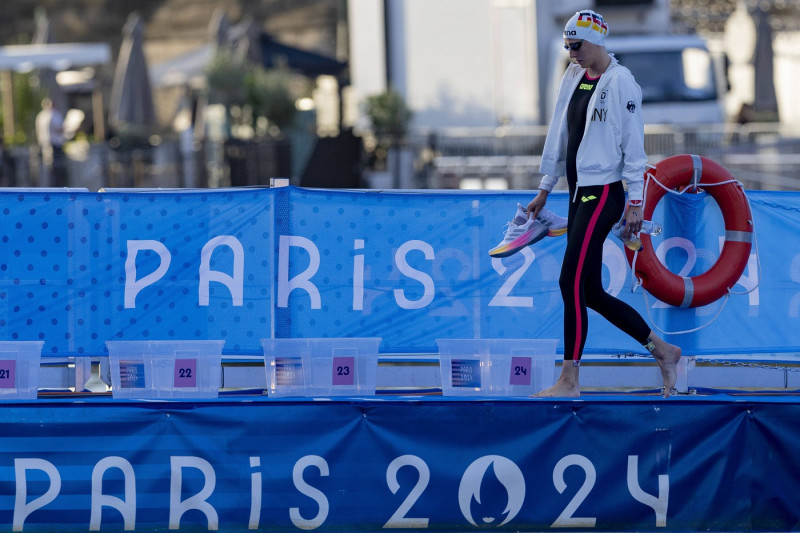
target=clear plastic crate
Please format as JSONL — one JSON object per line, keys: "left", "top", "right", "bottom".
{"left": 437, "top": 339, "right": 558, "bottom": 396}
{"left": 0, "top": 341, "right": 44, "bottom": 400}
{"left": 260, "top": 338, "right": 381, "bottom": 397}
{"left": 106, "top": 341, "right": 224, "bottom": 399}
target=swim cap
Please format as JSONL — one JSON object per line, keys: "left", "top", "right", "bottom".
{"left": 563, "top": 10, "right": 609, "bottom": 46}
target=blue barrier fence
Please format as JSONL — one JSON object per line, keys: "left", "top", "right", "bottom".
{"left": 0, "top": 396, "right": 798, "bottom": 531}
{"left": 0, "top": 187, "right": 797, "bottom": 357}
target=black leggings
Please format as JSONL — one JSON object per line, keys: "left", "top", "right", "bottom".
{"left": 560, "top": 181, "right": 651, "bottom": 361}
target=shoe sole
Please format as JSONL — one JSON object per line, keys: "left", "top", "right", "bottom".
{"left": 488, "top": 227, "right": 549, "bottom": 258}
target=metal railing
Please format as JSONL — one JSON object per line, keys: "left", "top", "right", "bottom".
{"left": 407, "top": 122, "right": 800, "bottom": 191}
{"left": 2, "top": 123, "right": 798, "bottom": 192}
{"left": 0, "top": 136, "right": 291, "bottom": 192}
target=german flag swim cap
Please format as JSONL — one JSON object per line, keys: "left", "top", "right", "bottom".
{"left": 563, "top": 10, "right": 609, "bottom": 46}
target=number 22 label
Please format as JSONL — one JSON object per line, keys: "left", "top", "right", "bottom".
{"left": 174, "top": 359, "right": 197, "bottom": 388}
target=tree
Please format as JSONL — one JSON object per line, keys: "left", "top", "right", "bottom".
{"left": 364, "top": 88, "right": 413, "bottom": 188}
{"left": 246, "top": 67, "right": 297, "bottom": 132}
{"left": 205, "top": 49, "right": 297, "bottom": 135}
{"left": 0, "top": 72, "right": 47, "bottom": 146}
{"left": 364, "top": 88, "right": 412, "bottom": 141}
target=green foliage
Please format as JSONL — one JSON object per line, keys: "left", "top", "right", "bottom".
{"left": 205, "top": 49, "right": 297, "bottom": 133}
{"left": 246, "top": 67, "right": 296, "bottom": 131}
{"left": 364, "top": 88, "right": 412, "bottom": 140}
{"left": 0, "top": 72, "right": 48, "bottom": 146}
{"left": 205, "top": 49, "right": 248, "bottom": 107}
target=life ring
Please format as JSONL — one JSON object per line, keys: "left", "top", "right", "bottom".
{"left": 625, "top": 154, "right": 753, "bottom": 308}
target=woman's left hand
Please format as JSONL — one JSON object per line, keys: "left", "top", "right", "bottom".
{"left": 622, "top": 204, "right": 643, "bottom": 238}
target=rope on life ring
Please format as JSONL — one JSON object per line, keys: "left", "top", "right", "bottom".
{"left": 625, "top": 154, "right": 753, "bottom": 308}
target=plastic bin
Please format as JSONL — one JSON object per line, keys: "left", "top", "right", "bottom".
{"left": 260, "top": 338, "right": 381, "bottom": 397}
{"left": 437, "top": 339, "right": 558, "bottom": 396}
{"left": 0, "top": 341, "right": 44, "bottom": 400}
{"left": 106, "top": 340, "right": 224, "bottom": 399}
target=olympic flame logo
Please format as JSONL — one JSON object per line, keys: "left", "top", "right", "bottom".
{"left": 458, "top": 455, "right": 525, "bottom": 527}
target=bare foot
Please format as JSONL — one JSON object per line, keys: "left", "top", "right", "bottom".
{"left": 648, "top": 333, "right": 682, "bottom": 398}
{"left": 531, "top": 380, "right": 580, "bottom": 398}
{"left": 531, "top": 362, "right": 581, "bottom": 397}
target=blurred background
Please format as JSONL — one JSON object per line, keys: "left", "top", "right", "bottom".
{"left": 0, "top": 0, "right": 798, "bottom": 192}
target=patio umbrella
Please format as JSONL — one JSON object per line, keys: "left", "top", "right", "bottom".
{"left": 149, "top": 9, "right": 231, "bottom": 89}
{"left": 209, "top": 8, "right": 231, "bottom": 50}
{"left": 108, "top": 13, "right": 155, "bottom": 136}
{"left": 752, "top": 7, "right": 778, "bottom": 119}
{"left": 230, "top": 17, "right": 263, "bottom": 65}
{"left": 32, "top": 8, "right": 68, "bottom": 111}
{"left": 31, "top": 8, "right": 53, "bottom": 45}
{"left": 259, "top": 33, "right": 347, "bottom": 77}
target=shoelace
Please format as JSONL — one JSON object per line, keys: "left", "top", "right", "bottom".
{"left": 502, "top": 219, "right": 531, "bottom": 240}
{"left": 536, "top": 210, "right": 555, "bottom": 225}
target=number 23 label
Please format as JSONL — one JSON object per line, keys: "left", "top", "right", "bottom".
{"left": 332, "top": 356, "right": 354, "bottom": 386}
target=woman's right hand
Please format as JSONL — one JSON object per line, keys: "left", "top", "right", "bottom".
{"left": 526, "top": 190, "right": 549, "bottom": 220}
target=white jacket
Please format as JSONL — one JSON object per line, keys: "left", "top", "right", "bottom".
{"left": 538, "top": 55, "right": 647, "bottom": 202}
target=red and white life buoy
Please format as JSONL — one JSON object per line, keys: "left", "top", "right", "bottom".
{"left": 625, "top": 154, "right": 753, "bottom": 308}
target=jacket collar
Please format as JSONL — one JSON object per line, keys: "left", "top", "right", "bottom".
{"left": 570, "top": 52, "right": 620, "bottom": 79}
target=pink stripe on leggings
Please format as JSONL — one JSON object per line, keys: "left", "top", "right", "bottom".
{"left": 571, "top": 185, "right": 609, "bottom": 360}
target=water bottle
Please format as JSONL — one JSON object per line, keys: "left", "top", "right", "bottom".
{"left": 612, "top": 219, "right": 662, "bottom": 251}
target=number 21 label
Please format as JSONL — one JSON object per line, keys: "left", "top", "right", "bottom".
{"left": 0, "top": 360, "right": 15, "bottom": 388}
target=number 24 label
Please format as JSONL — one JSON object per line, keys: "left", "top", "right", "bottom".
{"left": 509, "top": 356, "right": 532, "bottom": 386}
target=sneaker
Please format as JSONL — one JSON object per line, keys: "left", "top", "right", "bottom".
{"left": 538, "top": 207, "right": 568, "bottom": 237}
{"left": 487, "top": 204, "right": 545, "bottom": 257}
{"left": 488, "top": 204, "right": 568, "bottom": 258}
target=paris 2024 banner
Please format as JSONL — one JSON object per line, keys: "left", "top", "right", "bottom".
{"left": 0, "top": 187, "right": 794, "bottom": 358}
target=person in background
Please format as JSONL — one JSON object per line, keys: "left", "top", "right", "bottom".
{"left": 0, "top": 137, "right": 16, "bottom": 187}
{"left": 526, "top": 9, "right": 682, "bottom": 398}
{"left": 35, "top": 97, "right": 68, "bottom": 187}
